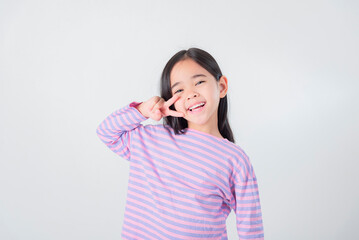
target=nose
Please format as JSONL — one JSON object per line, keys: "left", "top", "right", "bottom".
{"left": 187, "top": 92, "right": 198, "bottom": 100}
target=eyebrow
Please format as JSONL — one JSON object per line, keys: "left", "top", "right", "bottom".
{"left": 171, "top": 74, "right": 207, "bottom": 90}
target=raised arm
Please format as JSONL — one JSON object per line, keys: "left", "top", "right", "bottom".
{"left": 96, "top": 95, "right": 183, "bottom": 161}
{"left": 96, "top": 101, "right": 148, "bottom": 161}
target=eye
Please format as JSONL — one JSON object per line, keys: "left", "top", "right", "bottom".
{"left": 196, "top": 80, "right": 205, "bottom": 85}
{"left": 174, "top": 89, "right": 183, "bottom": 94}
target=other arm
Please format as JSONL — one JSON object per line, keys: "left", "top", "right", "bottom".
{"left": 230, "top": 160, "right": 265, "bottom": 239}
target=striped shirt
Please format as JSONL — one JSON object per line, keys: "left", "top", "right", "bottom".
{"left": 96, "top": 101, "right": 264, "bottom": 240}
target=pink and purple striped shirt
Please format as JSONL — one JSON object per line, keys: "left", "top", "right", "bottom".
{"left": 96, "top": 101, "right": 264, "bottom": 240}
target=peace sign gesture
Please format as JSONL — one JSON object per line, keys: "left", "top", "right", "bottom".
{"left": 135, "top": 95, "right": 185, "bottom": 121}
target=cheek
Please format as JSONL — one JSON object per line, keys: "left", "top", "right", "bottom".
{"left": 209, "top": 87, "right": 220, "bottom": 100}
{"left": 174, "top": 99, "right": 184, "bottom": 111}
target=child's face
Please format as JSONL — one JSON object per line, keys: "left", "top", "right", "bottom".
{"left": 170, "top": 58, "right": 228, "bottom": 130}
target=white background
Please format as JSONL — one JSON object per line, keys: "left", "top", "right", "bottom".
{"left": 1, "top": 0, "right": 358, "bottom": 239}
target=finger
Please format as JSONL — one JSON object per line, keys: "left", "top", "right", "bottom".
{"left": 164, "top": 94, "right": 181, "bottom": 108}
{"left": 149, "top": 96, "right": 161, "bottom": 112}
{"left": 154, "top": 109, "right": 162, "bottom": 121}
{"left": 151, "top": 99, "right": 164, "bottom": 114}
{"left": 155, "top": 98, "right": 165, "bottom": 109}
{"left": 154, "top": 101, "right": 165, "bottom": 117}
{"left": 167, "top": 109, "right": 184, "bottom": 117}
{"left": 150, "top": 109, "right": 162, "bottom": 121}
{"left": 155, "top": 109, "right": 163, "bottom": 116}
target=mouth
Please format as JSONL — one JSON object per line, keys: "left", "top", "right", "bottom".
{"left": 187, "top": 102, "right": 206, "bottom": 112}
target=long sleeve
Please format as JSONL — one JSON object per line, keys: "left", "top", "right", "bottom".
{"left": 96, "top": 101, "right": 148, "bottom": 161}
{"left": 229, "top": 160, "right": 264, "bottom": 239}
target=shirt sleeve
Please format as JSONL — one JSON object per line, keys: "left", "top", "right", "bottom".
{"left": 229, "top": 158, "right": 265, "bottom": 239}
{"left": 96, "top": 101, "right": 148, "bottom": 161}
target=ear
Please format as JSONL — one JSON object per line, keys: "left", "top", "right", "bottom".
{"left": 219, "top": 75, "right": 228, "bottom": 98}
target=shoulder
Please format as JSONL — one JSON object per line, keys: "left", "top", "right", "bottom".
{"left": 226, "top": 141, "right": 250, "bottom": 162}
{"left": 223, "top": 141, "right": 255, "bottom": 181}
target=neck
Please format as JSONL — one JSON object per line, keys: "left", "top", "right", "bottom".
{"left": 187, "top": 123, "right": 224, "bottom": 139}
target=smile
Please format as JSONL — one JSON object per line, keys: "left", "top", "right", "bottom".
{"left": 188, "top": 102, "right": 206, "bottom": 113}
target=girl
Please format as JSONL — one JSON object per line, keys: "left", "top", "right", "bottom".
{"left": 96, "top": 48, "right": 264, "bottom": 240}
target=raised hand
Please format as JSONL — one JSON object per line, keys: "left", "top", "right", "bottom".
{"left": 136, "top": 95, "right": 184, "bottom": 121}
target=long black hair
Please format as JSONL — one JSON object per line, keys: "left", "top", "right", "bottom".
{"left": 160, "top": 47, "right": 235, "bottom": 143}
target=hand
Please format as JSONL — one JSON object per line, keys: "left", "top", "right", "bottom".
{"left": 137, "top": 95, "right": 184, "bottom": 121}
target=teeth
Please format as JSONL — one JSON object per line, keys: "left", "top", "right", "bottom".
{"left": 189, "top": 102, "right": 205, "bottom": 110}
